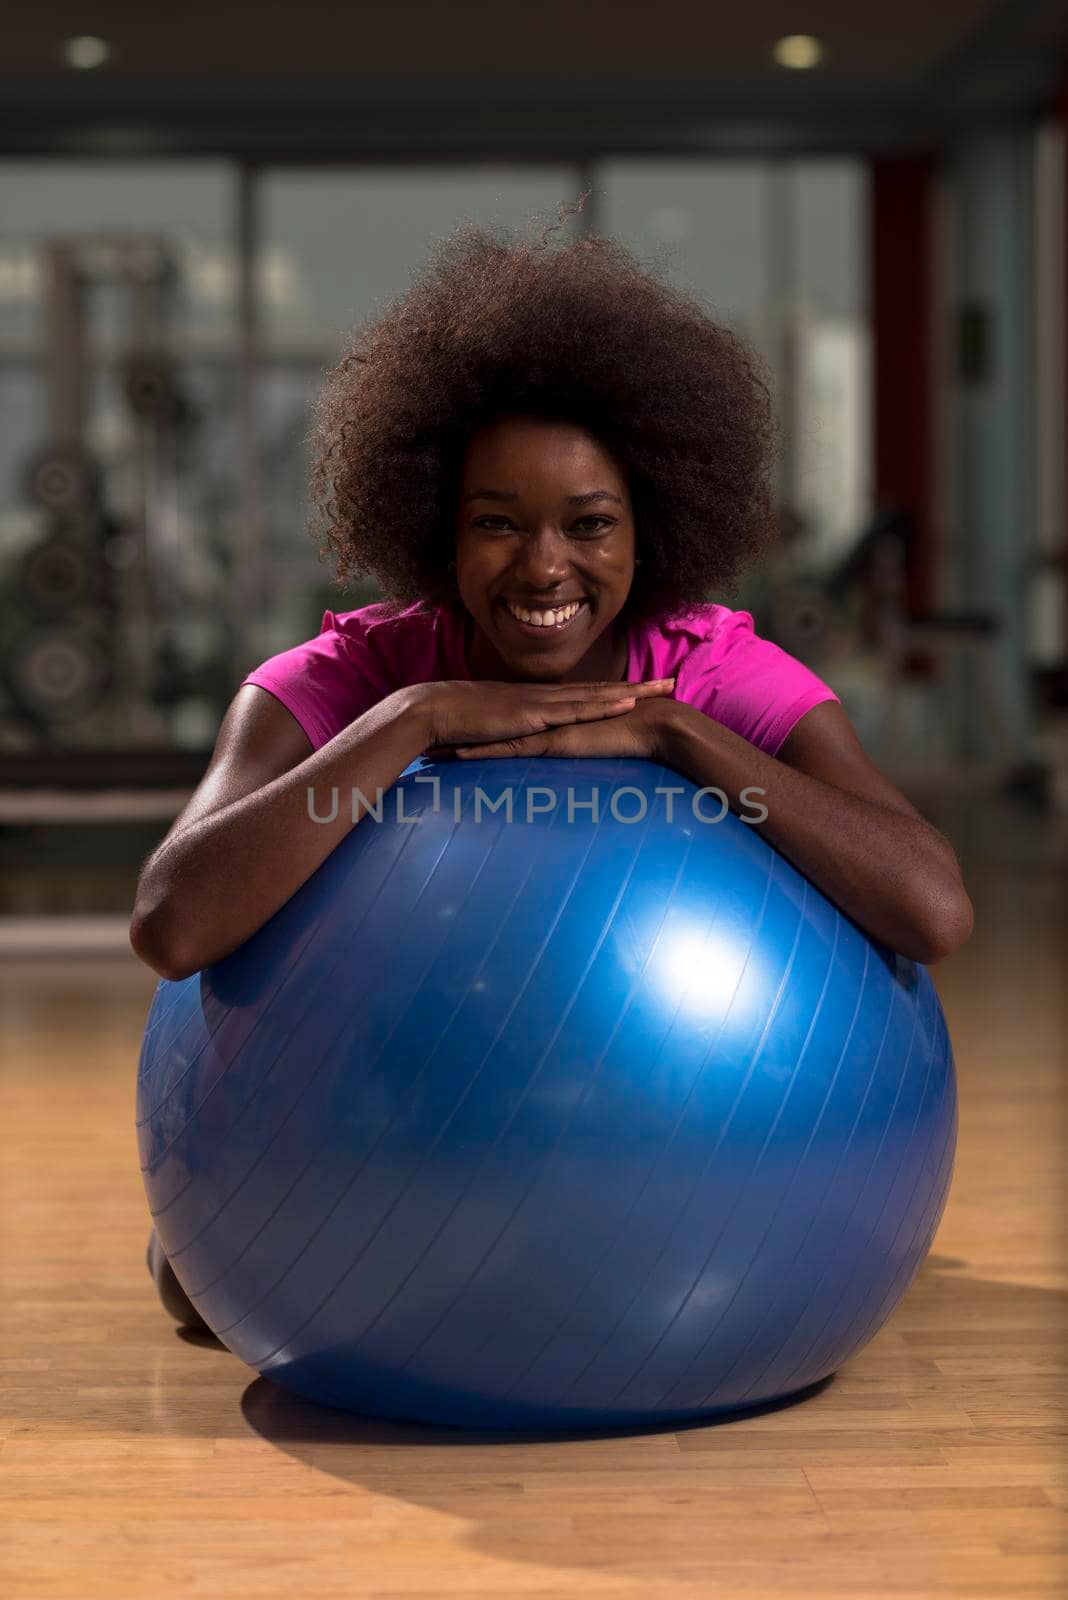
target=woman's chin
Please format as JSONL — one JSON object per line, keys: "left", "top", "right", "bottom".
{"left": 497, "top": 650, "right": 575, "bottom": 683}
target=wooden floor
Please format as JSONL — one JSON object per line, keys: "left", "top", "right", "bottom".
{"left": 2, "top": 791, "right": 1066, "bottom": 1599}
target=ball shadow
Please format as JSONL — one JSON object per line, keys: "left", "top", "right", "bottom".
{"left": 229, "top": 1255, "right": 1068, "bottom": 1580}
{"left": 239, "top": 1368, "right": 835, "bottom": 1450}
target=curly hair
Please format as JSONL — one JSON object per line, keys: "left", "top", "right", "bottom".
{"left": 307, "top": 195, "right": 777, "bottom": 625}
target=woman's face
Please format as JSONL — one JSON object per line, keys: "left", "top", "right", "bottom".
{"left": 453, "top": 415, "right": 637, "bottom": 682}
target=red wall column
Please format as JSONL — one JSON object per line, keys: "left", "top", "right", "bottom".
{"left": 1059, "top": 72, "right": 1068, "bottom": 672}
{"left": 869, "top": 153, "right": 938, "bottom": 619}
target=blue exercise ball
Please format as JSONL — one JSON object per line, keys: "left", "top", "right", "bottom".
{"left": 137, "top": 756, "right": 957, "bottom": 1430}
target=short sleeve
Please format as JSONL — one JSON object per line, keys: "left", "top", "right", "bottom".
{"left": 674, "top": 608, "right": 840, "bottom": 757}
{"left": 241, "top": 610, "right": 394, "bottom": 751}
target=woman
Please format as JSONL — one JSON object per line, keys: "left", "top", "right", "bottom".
{"left": 132, "top": 206, "right": 972, "bottom": 1326}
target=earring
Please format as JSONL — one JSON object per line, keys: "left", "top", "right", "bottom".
{"left": 635, "top": 557, "right": 643, "bottom": 566}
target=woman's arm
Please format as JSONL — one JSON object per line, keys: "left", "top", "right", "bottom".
{"left": 657, "top": 698, "right": 974, "bottom": 964}
{"left": 130, "top": 673, "right": 664, "bottom": 980}
{"left": 130, "top": 683, "right": 433, "bottom": 981}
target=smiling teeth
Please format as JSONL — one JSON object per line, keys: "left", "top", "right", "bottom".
{"left": 506, "top": 600, "right": 583, "bottom": 627}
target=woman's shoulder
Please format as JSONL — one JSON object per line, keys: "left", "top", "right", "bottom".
{"left": 328, "top": 597, "right": 439, "bottom": 634}
{"left": 241, "top": 599, "right": 464, "bottom": 752}
{"left": 629, "top": 600, "right": 756, "bottom": 675}
{"left": 635, "top": 600, "right": 839, "bottom": 758}
{"left": 325, "top": 599, "right": 468, "bottom": 677}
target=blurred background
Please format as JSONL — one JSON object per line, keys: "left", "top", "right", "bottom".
{"left": 1, "top": 1, "right": 1066, "bottom": 956}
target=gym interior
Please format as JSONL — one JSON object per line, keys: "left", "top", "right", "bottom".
{"left": 2, "top": 5, "right": 1067, "bottom": 1598}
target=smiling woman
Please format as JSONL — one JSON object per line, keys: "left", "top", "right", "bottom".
{"left": 129, "top": 195, "right": 974, "bottom": 1377}
{"left": 130, "top": 196, "right": 972, "bottom": 996}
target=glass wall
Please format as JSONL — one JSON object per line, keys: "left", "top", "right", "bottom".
{"left": 0, "top": 156, "right": 871, "bottom": 766}
{"left": 600, "top": 158, "right": 870, "bottom": 571}
{"left": 0, "top": 162, "right": 240, "bottom": 757}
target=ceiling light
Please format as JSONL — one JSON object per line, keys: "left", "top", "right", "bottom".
{"left": 63, "top": 35, "right": 111, "bottom": 70}
{"left": 772, "top": 35, "right": 824, "bottom": 70}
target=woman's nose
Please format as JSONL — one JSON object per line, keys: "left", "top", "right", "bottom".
{"left": 512, "top": 529, "right": 570, "bottom": 584}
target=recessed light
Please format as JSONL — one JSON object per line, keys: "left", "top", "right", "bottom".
{"left": 63, "top": 35, "right": 111, "bottom": 71}
{"left": 772, "top": 35, "right": 824, "bottom": 71}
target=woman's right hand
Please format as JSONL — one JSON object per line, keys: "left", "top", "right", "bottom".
{"left": 411, "top": 677, "right": 676, "bottom": 751}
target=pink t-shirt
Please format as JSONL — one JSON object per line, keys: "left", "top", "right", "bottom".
{"left": 242, "top": 599, "right": 839, "bottom": 758}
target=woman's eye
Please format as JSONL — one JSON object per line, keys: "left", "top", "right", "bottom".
{"left": 472, "top": 515, "right": 614, "bottom": 534}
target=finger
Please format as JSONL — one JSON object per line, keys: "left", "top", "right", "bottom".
{"left": 541, "top": 678, "right": 674, "bottom": 695}
{"left": 626, "top": 679, "right": 676, "bottom": 697}
{"left": 456, "top": 739, "right": 547, "bottom": 758}
{"left": 540, "top": 697, "right": 636, "bottom": 724}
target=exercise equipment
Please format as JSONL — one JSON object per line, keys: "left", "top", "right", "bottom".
{"left": 0, "top": 233, "right": 229, "bottom": 751}
{"left": 4, "top": 621, "right": 113, "bottom": 725}
{"left": 137, "top": 757, "right": 957, "bottom": 1431}
{"left": 20, "top": 437, "right": 101, "bottom": 515}
{"left": 16, "top": 533, "right": 114, "bottom": 617}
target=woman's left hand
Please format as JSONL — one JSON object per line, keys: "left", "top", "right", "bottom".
{"left": 448, "top": 697, "right": 678, "bottom": 761}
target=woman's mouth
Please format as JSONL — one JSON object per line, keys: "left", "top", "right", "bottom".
{"left": 499, "top": 597, "right": 589, "bottom": 637}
